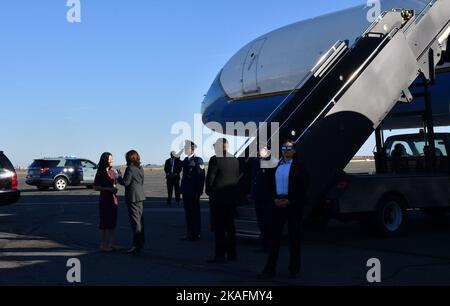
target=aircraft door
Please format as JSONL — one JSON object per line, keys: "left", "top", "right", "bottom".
{"left": 242, "top": 38, "right": 266, "bottom": 95}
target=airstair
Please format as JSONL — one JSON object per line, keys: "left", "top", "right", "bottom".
{"left": 238, "top": 0, "right": 450, "bottom": 214}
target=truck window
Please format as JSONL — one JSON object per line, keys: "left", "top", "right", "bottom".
{"left": 434, "top": 140, "right": 447, "bottom": 156}
{"left": 412, "top": 139, "right": 447, "bottom": 156}
{"left": 388, "top": 141, "right": 414, "bottom": 156}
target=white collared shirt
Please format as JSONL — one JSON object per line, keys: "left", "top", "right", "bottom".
{"left": 275, "top": 159, "right": 293, "bottom": 196}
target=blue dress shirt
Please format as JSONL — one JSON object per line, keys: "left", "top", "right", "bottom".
{"left": 275, "top": 159, "right": 293, "bottom": 196}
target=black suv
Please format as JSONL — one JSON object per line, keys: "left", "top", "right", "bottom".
{"left": 0, "top": 151, "right": 20, "bottom": 206}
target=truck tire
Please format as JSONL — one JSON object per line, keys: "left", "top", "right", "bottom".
{"left": 53, "top": 177, "right": 68, "bottom": 191}
{"left": 368, "top": 195, "right": 407, "bottom": 237}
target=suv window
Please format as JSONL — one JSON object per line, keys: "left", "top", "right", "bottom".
{"left": 30, "top": 160, "right": 61, "bottom": 168}
{"left": 80, "top": 160, "right": 97, "bottom": 168}
{"left": 65, "top": 160, "right": 80, "bottom": 168}
{"left": 0, "top": 153, "right": 14, "bottom": 170}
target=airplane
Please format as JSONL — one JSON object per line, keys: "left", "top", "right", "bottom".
{"left": 201, "top": 0, "right": 450, "bottom": 133}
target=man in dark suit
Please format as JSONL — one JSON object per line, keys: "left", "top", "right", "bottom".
{"left": 205, "top": 138, "right": 241, "bottom": 263}
{"left": 164, "top": 151, "right": 182, "bottom": 206}
{"left": 258, "top": 140, "right": 309, "bottom": 279}
{"left": 180, "top": 140, "right": 205, "bottom": 241}
{"left": 250, "top": 147, "right": 274, "bottom": 253}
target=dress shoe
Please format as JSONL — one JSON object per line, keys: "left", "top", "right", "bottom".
{"left": 126, "top": 247, "right": 141, "bottom": 254}
{"left": 207, "top": 257, "right": 226, "bottom": 263}
{"left": 227, "top": 255, "right": 237, "bottom": 261}
{"left": 100, "top": 247, "right": 113, "bottom": 253}
{"left": 180, "top": 236, "right": 192, "bottom": 241}
{"left": 289, "top": 272, "right": 300, "bottom": 279}
{"left": 257, "top": 271, "right": 276, "bottom": 280}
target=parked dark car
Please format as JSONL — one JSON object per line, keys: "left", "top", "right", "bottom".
{"left": 0, "top": 151, "right": 20, "bottom": 206}
{"left": 26, "top": 157, "right": 98, "bottom": 191}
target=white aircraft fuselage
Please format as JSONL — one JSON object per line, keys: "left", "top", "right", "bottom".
{"left": 201, "top": 0, "right": 450, "bottom": 132}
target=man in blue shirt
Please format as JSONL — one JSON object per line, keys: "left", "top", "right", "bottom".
{"left": 258, "top": 139, "right": 309, "bottom": 279}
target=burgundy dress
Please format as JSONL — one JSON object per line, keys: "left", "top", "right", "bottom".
{"left": 94, "top": 169, "right": 118, "bottom": 230}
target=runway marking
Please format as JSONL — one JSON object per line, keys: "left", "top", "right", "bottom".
{"left": 0, "top": 260, "right": 48, "bottom": 269}
{"left": 59, "top": 221, "right": 93, "bottom": 225}
{"left": 15, "top": 200, "right": 188, "bottom": 206}
{"left": 1, "top": 251, "right": 88, "bottom": 257}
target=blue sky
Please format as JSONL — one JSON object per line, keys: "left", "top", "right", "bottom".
{"left": 1, "top": 0, "right": 391, "bottom": 167}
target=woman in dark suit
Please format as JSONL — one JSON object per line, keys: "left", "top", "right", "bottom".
{"left": 258, "top": 139, "right": 308, "bottom": 279}
{"left": 94, "top": 152, "right": 119, "bottom": 252}
{"left": 120, "top": 150, "right": 146, "bottom": 254}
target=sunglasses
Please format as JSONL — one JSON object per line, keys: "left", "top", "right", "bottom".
{"left": 281, "top": 146, "right": 295, "bottom": 152}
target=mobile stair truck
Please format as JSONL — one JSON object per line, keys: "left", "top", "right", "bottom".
{"left": 235, "top": 0, "right": 450, "bottom": 237}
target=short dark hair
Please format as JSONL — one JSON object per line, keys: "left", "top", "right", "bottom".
{"left": 283, "top": 139, "right": 296, "bottom": 146}
{"left": 126, "top": 150, "right": 141, "bottom": 167}
{"left": 214, "top": 138, "right": 228, "bottom": 147}
{"left": 185, "top": 140, "right": 197, "bottom": 150}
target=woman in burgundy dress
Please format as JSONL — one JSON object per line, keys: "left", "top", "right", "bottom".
{"left": 93, "top": 152, "right": 119, "bottom": 252}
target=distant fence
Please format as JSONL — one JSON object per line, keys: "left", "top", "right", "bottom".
{"left": 351, "top": 156, "right": 375, "bottom": 162}
{"left": 14, "top": 156, "right": 375, "bottom": 171}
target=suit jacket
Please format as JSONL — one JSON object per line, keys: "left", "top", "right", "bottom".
{"left": 164, "top": 157, "right": 182, "bottom": 179}
{"left": 180, "top": 156, "right": 205, "bottom": 197}
{"left": 121, "top": 165, "right": 146, "bottom": 203}
{"left": 250, "top": 157, "right": 275, "bottom": 202}
{"left": 268, "top": 158, "right": 308, "bottom": 208}
{"left": 205, "top": 153, "right": 241, "bottom": 204}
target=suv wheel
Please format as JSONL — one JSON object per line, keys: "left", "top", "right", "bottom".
{"left": 54, "top": 177, "right": 68, "bottom": 191}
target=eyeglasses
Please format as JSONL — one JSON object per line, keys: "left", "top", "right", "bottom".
{"left": 281, "top": 146, "right": 295, "bottom": 152}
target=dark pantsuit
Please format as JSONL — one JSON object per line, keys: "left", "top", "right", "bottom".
{"left": 212, "top": 203, "right": 236, "bottom": 259}
{"left": 183, "top": 194, "right": 201, "bottom": 237}
{"left": 166, "top": 177, "right": 180, "bottom": 203}
{"left": 265, "top": 205, "right": 303, "bottom": 274}
{"left": 127, "top": 201, "right": 145, "bottom": 249}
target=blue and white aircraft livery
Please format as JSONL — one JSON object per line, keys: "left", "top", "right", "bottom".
{"left": 201, "top": 0, "right": 450, "bottom": 131}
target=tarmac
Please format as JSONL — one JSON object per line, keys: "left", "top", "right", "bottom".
{"left": 1, "top": 162, "right": 450, "bottom": 286}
